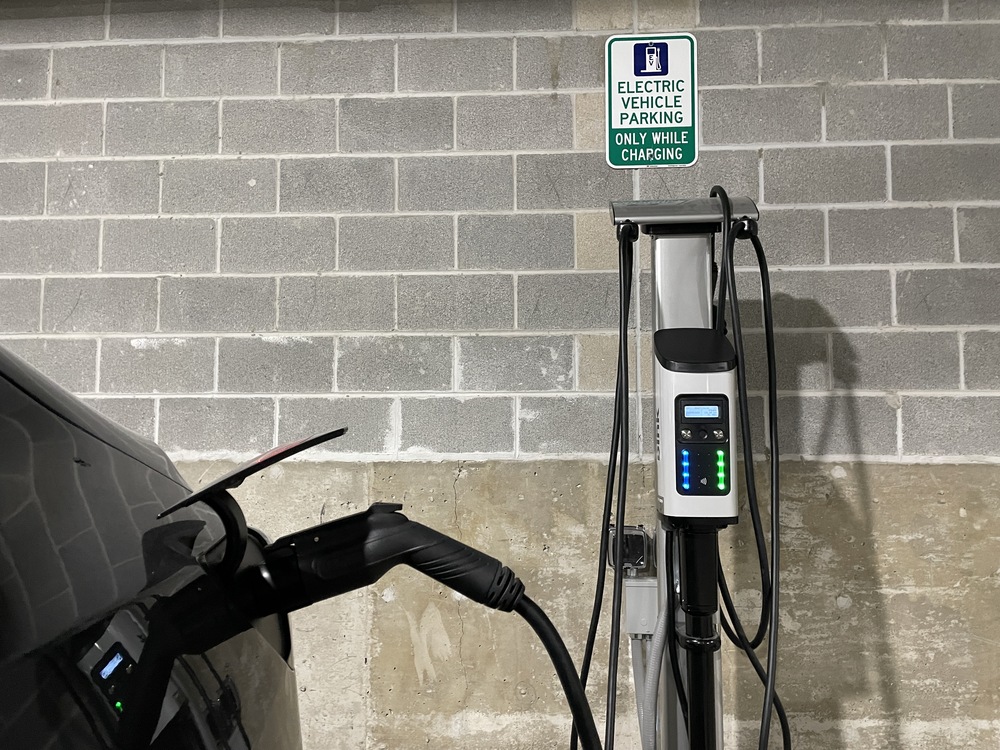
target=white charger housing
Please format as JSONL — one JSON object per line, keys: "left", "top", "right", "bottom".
{"left": 652, "top": 329, "right": 739, "bottom": 521}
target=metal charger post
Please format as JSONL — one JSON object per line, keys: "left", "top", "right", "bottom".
{"left": 611, "top": 196, "right": 759, "bottom": 750}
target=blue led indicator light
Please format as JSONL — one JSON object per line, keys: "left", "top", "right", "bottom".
{"left": 681, "top": 450, "right": 691, "bottom": 490}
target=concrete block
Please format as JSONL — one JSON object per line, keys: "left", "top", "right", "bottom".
{"left": 832, "top": 0, "right": 943, "bottom": 20}
{"left": 0, "top": 50, "right": 49, "bottom": 100}
{"left": 109, "top": 0, "right": 219, "bottom": 38}
{"left": 86, "top": 398, "right": 156, "bottom": 439}
{"left": 778, "top": 395, "right": 897, "bottom": 455}
{"left": 277, "top": 397, "right": 393, "bottom": 452}
{"left": 221, "top": 217, "right": 335, "bottom": 272}
{"left": 223, "top": 99, "right": 337, "bottom": 154}
{"left": 826, "top": 84, "right": 949, "bottom": 141}
{"left": 278, "top": 276, "right": 394, "bottom": 332}
{"left": 42, "top": 278, "right": 158, "bottom": 333}
{"left": 952, "top": 84, "right": 1000, "bottom": 139}
{"left": 458, "top": 214, "right": 573, "bottom": 270}
{"left": 100, "top": 337, "right": 214, "bottom": 393}
{"left": 223, "top": 1, "right": 336, "bottom": 36}
{"left": 219, "top": 336, "right": 335, "bottom": 393}
{"left": 736, "top": 269, "right": 889, "bottom": 328}
{"left": 0, "top": 219, "right": 99, "bottom": 273}
{"left": 340, "top": 215, "right": 453, "bottom": 271}
{"left": 574, "top": 92, "right": 603, "bottom": 150}
{"left": 165, "top": 43, "right": 278, "bottom": 96}
{"left": 278, "top": 396, "right": 396, "bottom": 452}
{"left": 576, "top": 0, "right": 631, "bottom": 29}
{"left": 902, "top": 397, "right": 1000, "bottom": 455}
{"left": 637, "top": 0, "right": 696, "bottom": 29}
{"left": 0, "top": 338, "right": 97, "bottom": 393}
{"left": 897, "top": 269, "right": 1000, "bottom": 325}
{"left": 763, "top": 146, "right": 886, "bottom": 204}
{"left": 158, "top": 397, "right": 274, "bottom": 453}
{"left": 399, "top": 38, "right": 513, "bottom": 92}
{"left": 457, "top": 94, "right": 573, "bottom": 150}
{"left": 887, "top": 24, "right": 1000, "bottom": 79}
{"left": 519, "top": 395, "right": 621, "bottom": 453}
{"left": 829, "top": 208, "right": 954, "bottom": 264}
{"left": 53, "top": 46, "right": 161, "bottom": 99}
{"left": 762, "top": 27, "right": 883, "bottom": 83}
{"left": 950, "top": 0, "right": 1000, "bottom": 18}
{"left": 281, "top": 40, "right": 394, "bottom": 95}
{"left": 280, "top": 157, "right": 393, "bottom": 213}
{"left": 0, "top": 3, "right": 104, "bottom": 43}
{"left": 964, "top": 332, "right": 1000, "bottom": 390}
{"left": 0, "top": 103, "right": 101, "bottom": 158}
{"left": 106, "top": 101, "right": 218, "bottom": 156}
{"left": 517, "top": 153, "right": 632, "bottom": 210}
{"left": 575, "top": 212, "right": 618, "bottom": 270}
{"left": 456, "top": 0, "right": 572, "bottom": 31}
{"left": 957, "top": 207, "right": 1000, "bottom": 262}
{"left": 576, "top": 332, "right": 648, "bottom": 393}
{"left": 103, "top": 218, "right": 216, "bottom": 273}
{"left": 638, "top": 149, "right": 759, "bottom": 202}
{"left": 741, "top": 331, "right": 829, "bottom": 391}
{"left": 517, "top": 272, "right": 619, "bottom": 330}
{"left": 400, "top": 397, "right": 514, "bottom": 453}
{"left": 832, "top": 332, "right": 960, "bottom": 390}
{"left": 161, "top": 277, "right": 276, "bottom": 332}
{"left": 702, "top": 0, "right": 939, "bottom": 23}
{"left": 397, "top": 275, "right": 514, "bottom": 331}
{"left": 699, "top": 0, "right": 819, "bottom": 24}
{"left": 696, "top": 30, "right": 758, "bottom": 86}
{"left": 755, "top": 209, "right": 825, "bottom": 266}
{"left": 895, "top": 144, "right": 1000, "bottom": 201}
{"left": 340, "top": 97, "right": 453, "bottom": 153}
{"left": 162, "top": 159, "right": 276, "bottom": 214}
{"left": 701, "top": 88, "right": 821, "bottom": 145}
{"left": 47, "top": 161, "right": 160, "bottom": 215}
{"left": 340, "top": 0, "right": 453, "bottom": 34}
{"left": 457, "top": 335, "right": 574, "bottom": 392}
{"left": 0, "top": 163, "right": 45, "bottom": 216}
{"left": 338, "top": 335, "right": 452, "bottom": 392}
{"left": 0, "top": 280, "right": 40, "bottom": 333}
{"left": 515, "top": 36, "right": 605, "bottom": 90}
{"left": 398, "top": 156, "right": 513, "bottom": 211}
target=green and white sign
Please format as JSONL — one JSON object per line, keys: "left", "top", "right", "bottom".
{"left": 605, "top": 33, "right": 698, "bottom": 169}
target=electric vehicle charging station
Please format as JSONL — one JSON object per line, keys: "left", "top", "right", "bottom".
{"left": 585, "top": 33, "right": 787, "bottom": 750}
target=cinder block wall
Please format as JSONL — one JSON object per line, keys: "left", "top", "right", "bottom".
{"left": 1, "top": 0, "right": 998, "bottom": 747}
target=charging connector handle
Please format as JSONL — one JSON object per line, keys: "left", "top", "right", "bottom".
{"left": 242, "top": 503, "right": 524, "bottom": 615}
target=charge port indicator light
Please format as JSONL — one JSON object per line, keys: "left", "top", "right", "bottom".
{"left": 716, "top": 450, "right": 726, "bottom": 491}
{"left": 681, "top": 449, "right": 691, "bottom": 491}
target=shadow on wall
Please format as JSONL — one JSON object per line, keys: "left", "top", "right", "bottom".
{"left": 729, "top": 293, "right": 901, "bottom": 749}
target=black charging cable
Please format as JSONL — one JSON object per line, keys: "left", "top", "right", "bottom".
{"left": 604, "top": 220, "right": 636, "bottom": 750}
{"left": 710, "top": 186, "right": 788, "bottom": 750}
{"left": 710, "top": 187, "right": 773, "bottom": 649}
{"left": 574, "top": 363, "right": 624, "bottom": 750}
{"left": 572, "top": 221, "right": 636, "bottom": 750}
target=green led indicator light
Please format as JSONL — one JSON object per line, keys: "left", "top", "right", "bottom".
{"left": 716, "top": 450, "right": 726, "bottom": 491}
{"left": 114, "top": 701, "right": 123, "bottom": 714}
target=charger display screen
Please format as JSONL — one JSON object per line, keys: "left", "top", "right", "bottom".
{"left": 100, "top": 652, "right": 124, "bottom": 680}
{"left": 683, "top": 404, "right": 720, "bottom": 419}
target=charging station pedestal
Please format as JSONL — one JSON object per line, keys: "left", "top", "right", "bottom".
{"left": 610, "top": 197, "right": 759, "bottom": 750}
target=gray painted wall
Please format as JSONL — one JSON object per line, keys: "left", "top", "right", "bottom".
{"left": 1, "top": 0, "right": 998, "bottom": 748}
{"left": 1, "top": 0, "right": 998, "bottom": 460}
